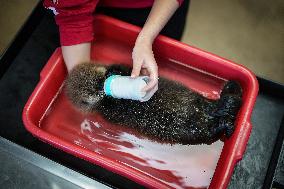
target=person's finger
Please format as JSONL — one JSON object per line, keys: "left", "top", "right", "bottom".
{"left": 142, "top": 68, "right": 158, "bottom": 91}
{"left": 142, "top": 57, "right": 158, "bottom": 90}
{"left": 131, "top": 60, "right": 142, "bottom": 78}
{"left": 143, "top": 78, "right": 158, "bottom": 92}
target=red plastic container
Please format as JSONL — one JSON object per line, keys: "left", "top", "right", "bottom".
{"left": 23, "top": 15, "right": 258, "bottom": 189}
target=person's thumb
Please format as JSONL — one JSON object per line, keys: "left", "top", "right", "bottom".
{"left": 131, "top": 61, "right": 142, "bottom": 78}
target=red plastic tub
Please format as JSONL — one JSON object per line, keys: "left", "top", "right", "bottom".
{"left": 23, "top": 15, "right": 258, "bottom": 189}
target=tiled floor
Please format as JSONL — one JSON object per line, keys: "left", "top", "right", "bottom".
{"left": 0, "top": 0, "right": 283, "bottom": 83}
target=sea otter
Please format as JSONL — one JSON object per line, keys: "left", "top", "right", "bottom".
{"left": 65, "top": 62, "right": 242, "bottom": 145}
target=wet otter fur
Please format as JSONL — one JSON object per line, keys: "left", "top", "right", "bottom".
{"left": 65, "top": 62, "right": 242, "bottom": 145}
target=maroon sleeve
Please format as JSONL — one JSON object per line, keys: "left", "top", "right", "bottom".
{"left": 43, "top": 0, "right": 98, "bottom": 46}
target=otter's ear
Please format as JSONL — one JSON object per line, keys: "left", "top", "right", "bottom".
{"left": 90, "top": 65, "right": 107, "bottom": 77}
{"left": 93, "top": 66, "right": 107, "bottom": 77}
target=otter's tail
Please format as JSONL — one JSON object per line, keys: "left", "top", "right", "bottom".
{"left": 211, "top": 81, "right": 243, "bottom": 137}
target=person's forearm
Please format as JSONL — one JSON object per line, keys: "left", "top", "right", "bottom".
{"left": 62, "top": 42, "right": 91, "bottom": 72}
{"left": 136, "top": 0, "right": 179, "bottom": 44}
{"left": 131, "top": 0, "right": 179, "bottom": 91}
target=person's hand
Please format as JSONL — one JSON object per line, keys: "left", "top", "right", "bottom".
{"left": 130, "top": 0, "right": 179, "bottom": 92}
{"left": 131, "top": 37, "right": 158, "bottom": 92}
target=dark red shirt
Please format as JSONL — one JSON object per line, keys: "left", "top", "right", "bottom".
{"left": 43, "top": 0, "right": 183, "bottom": 46}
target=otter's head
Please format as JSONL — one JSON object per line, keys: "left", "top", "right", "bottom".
{"left": 65, "top": 62, "right": 107, "bottom": 112}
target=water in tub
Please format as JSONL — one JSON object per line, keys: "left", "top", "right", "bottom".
{"left": 39, "top": 59, "right": 225, "bottom": 189}
{"left": 40, "top": 92, "right": 224, "bottom": 188}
